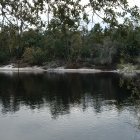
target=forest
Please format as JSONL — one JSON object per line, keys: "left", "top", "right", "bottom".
{"left": 0, "top": 0, "right": 140, "bottom": 69}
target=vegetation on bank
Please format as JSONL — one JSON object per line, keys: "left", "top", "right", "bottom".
{"left": 0, "top": 0, "right": 139, "bottom": 69}
{"left": 0, "top": 23, "right": 139, "bottom": 69}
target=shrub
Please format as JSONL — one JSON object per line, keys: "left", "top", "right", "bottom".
{"left": 23, "top": 48, "right": 34, "bottom": 64}
{"left": 23, "top": 47, "right": 47, "bottom": 65}
{"left": 33, "top": 48, "right": 47, "bottom": 65}
{"left": 93, "top": 39, "right": 118, "bottom": 65}
{"left": 0, "top": 51, "right": 10, "bottom": 64}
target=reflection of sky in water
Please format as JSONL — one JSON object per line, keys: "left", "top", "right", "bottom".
{"left": 0, "top": 105, "right": 140, "bottom": 140}
{"left": 0, "top": 73, "right": 139, "bottom": 140}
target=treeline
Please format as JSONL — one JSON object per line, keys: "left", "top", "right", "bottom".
{"left": 0, "top": 23, "right": 140, "bottom": 67}
{"left": 0, "top": 0, "right": 140, "bottom": 67}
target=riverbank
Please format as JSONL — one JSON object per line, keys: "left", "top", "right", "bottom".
{"left": 0, "top": 64, "right": 116, "bottom": 73}
{"left": 0, "top": 64, "right": 44, "bottom": 73}
{"left": 0, "top": 64, "right": 139, "bottom": 75}
{"left": 47, "top": 67, "right": 118, "bottom": 73}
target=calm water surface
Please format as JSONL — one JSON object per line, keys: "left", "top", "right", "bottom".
{"left": 0, "top": 72, "right": 140, "bottom": 140}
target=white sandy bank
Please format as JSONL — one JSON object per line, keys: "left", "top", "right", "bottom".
{"left": 0, "top": 64, "right": 44, "bottom": 73}
{"left": 0, "top": 64, "right": 139, "bottom": 75}
{"left": 47, "top": 68, "right": 119, "bottom": 74}
{"left": 0, "top": 64, "right": 118, "bottom": 74}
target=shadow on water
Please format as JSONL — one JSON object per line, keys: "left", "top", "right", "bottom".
{"left": 0, "top": 72, "right": 139, "bottom": 118}
{"left": 0, "top": 73, "right": 140, "bottom": 140}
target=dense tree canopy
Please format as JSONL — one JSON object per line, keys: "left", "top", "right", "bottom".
{"left": 0, "top": 0, "right": 139, "bottom": 67}
{"left": 0, "top": 0, "right": 139, "bottom": 28}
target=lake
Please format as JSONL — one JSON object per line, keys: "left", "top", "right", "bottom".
{"left": 0, "top": 72, "right": 140, "bottom": 140}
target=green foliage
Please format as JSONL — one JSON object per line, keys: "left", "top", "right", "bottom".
{"left": 33, "top": 48, "right": 47, "bottom": 65}
{"left": 23, "top": 48, "right": 34, "bottom": 64}
{"left": 69, "top": 32, "right": 82, "bottom": 61}
{"left": 89, "top": 24, "right": 104, "bottom": 44}
{"left": 0, "top": 22, "right": 140, "bottom": 67}
{"left": 23, "top": 47, "right": 47, "bottom": 65}
{"left": 0, "top": 0, "right": 140, "bottom": 67}
{"left": 0, "top": 51, "right": 10, "bottom": 63}
{"left": 117, "top": 63, "right": 137, "bottom": 74}
{"left": 93, "top": 39, "right": 118, "bottom": 65}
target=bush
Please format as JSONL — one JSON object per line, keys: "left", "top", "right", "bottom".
{"left": 23, "top": 48, "right": 34, "bottom": 64}
{"left": 81, "top": 47, "right": 91, "bottom": 59}
{"left": 0, "top": 51, "right": 10, "bottom": 64}
{"left": 23, "top": 47, "right": 47, "bottom": 65}
{"left": 33, "top": 48, "right": 47, "bottom": 65}
{"left": 93, "top": 39, "right": 118, "bottom": 65}
{"left": 117, "top": 63, "right": 138, "bottom": 75}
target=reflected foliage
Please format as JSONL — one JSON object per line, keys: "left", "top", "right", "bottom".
{"left": 120, "top": 75, "right": 140, "bottom": 98}
{"left": 119, "top": 75, "right": 140, "bottom": 129}
{"left": 0, "top": 73, "right": 139, "bottom": 119}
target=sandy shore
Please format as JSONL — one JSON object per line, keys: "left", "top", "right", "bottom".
{"left": 0, "top": 64, "right": 118, "bottom": 73}
{"left": 47, "top": 68, "right": 119, "bottom": 74}
{"left": 0, "top": 64, "right": 139, "bottom": 75}
{"left": 0, "top": 64, "right": 45, "bottom": 73}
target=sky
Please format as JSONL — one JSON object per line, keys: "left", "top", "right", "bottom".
{"left": 29, "top": 0, "right": 140, "bottom": 30}
{"left": 83, "top": 0, "right": 140, "bottom": 29}
{"left": 33, "top": 0, "right": 140, "bottom": 30}
{"left": 129, "top": 0, "right": 140, "bottom": 7}
{"left": 81, "top": 0, "right": 140, "bottom": 7}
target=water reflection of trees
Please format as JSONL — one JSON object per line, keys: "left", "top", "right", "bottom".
{"left": 119, "top": 75, "right": 140, "bottom": 129}
{"left": 120, "top": 75, "right": 140, "bottom": 98}
{"left": 0, "top": 73, "right": 139, "bottom": 119}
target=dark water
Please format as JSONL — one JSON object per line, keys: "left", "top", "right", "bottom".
{"left": 0, "top": 72, "right": 140, "bottom": 140}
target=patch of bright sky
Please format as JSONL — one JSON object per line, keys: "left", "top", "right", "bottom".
{"left": 129, "top": 0, "right": 140, "bottom": 7}
{"left": 40, "top": 0, "right": 140, "bottom": 30}
{"left": 80, "top": 0, "right": 140, "bottom": 29}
